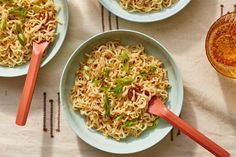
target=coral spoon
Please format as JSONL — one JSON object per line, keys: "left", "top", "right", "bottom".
{"left": 16, "top": 42, "right": 49, "bottom": 126}
{"left": 148, "top": 96, "right": 230, "bottom": 157}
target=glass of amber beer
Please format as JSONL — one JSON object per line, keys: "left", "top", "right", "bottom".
{"left": 206, "top": 12, "right": 236, "bottom": 79}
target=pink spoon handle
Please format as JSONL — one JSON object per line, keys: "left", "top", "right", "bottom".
{"left": 16, "top": 42, "right": 49, "bottom": 126}
{"left": 160, "top": 109, "right": 230, "bottom": 157}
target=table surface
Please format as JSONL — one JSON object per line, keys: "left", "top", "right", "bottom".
{"left": 0, "top": 0, "right": 236, "bottom": 157}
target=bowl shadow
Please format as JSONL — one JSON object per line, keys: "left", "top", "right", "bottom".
{"left": 217, "top": 74, "right": 236, "bottom": 147}
{"left": 0, "top": 76, "right": 25, "bottom": 116}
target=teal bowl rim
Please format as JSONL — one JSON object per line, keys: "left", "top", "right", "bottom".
{"left": 0, "top": 0, "right": 69, "bottom": 77}
{"left": 98, "top": 0, "right": 190, "bottom": 23}
{"left": 60, "top": 29, "right": 184, "bottom": 154}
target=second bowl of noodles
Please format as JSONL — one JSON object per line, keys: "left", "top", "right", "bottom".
{"left": 60, "top": 30, "right": 183, "bottom": 154}
{"left": 0, "top": 0, "right": 69, "bottom": 77}
{"left": 99, "top": 0, "right": 191, "bottom": 22}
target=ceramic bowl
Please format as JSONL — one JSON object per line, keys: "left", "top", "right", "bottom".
{"left": 99, "top": 0, "right": 190, "bottom": 22}
{"left": 0, "top": 0, "right": 69, "bottom": 77}
{"left": 60, "top": 30, "right": 183, "bottom": 154}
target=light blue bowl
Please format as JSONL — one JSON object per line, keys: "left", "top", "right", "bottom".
{"left": 60, "top": 30, "right": 183, "bottom": 154}
{"left": 0, "top": 0, "right": 69, "bottom": 77}
{"left": 99, "top": 0, "right": 190, "bottom": 22}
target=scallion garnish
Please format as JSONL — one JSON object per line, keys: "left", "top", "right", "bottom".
{"left": 111, "top": 77, "right": 133, "bottom": 96}
{"left": 121, "top": 120, "right": 138, "bottom": 129}
{"left": 150, "top": 118, "right": 159, "bottom": 129}
{"left": 9, "top": 7, "right": 27, "bottom": 21}
{"left": 16, "top": 24, "right": 26, "bottom": 46}
{"left": 103, "top": 94, "right": 111, "bottom": 116}
{"left": 120, "top": 50, "right": 129, "bottom": 63}
{"left": 115, "top": 114, "right": 125, "bottom": 121}
{"left": 103, "top": 68, "right": 111, "bottom": 77}
{"left": 123, "top": 62, "right": 129, "bottom": 73}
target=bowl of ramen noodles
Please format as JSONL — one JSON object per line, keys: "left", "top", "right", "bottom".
{"left": 98, "top": 0, "right": 190, "bottom": 22}
{"left": 0, "top": 0, "right": 69, "bottom": 77}
{"left": 206, "top": 12, "right": 236, "bottom": 79}
{"left": 60, "top": 30, "right": 183, "bottom": 154}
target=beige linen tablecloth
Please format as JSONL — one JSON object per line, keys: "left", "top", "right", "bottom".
{"left": 0, "top": 0, "right": 236, "bottom": 156}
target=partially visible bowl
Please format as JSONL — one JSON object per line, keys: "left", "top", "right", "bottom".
{"left": 99, "top": 0, "right": 190, "bottom": 23}
{"left": 0, "top": 0, "right": 69, "bottom": 77}
{"left": 60, "top": 30, "right": 183, "bottom": 154}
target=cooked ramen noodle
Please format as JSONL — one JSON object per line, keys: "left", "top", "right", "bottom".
{"left": 0, "top": 0, "right": 58, "bottom": 67}
{"left": 70, "top": 41, "right": 170, "bottom": 140}
{"left": 119, "top": 0, "right": 177, "bottom": 13}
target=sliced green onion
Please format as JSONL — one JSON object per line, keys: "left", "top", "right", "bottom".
{"left": 103, "top": 95, "right": 111, "bottom": 116}
{"left": 117, "top": 77, "right": 133, "bottom": 85}
{"left": 121, "top": 120, "right": 138, "bottom": 129}
{"left": 103, "top": 68, "right": 111, "bottom": 77}
{"left": 115, "top": 114, "right": 125, "bottom": 121}
{"left": 149, "top": 66, "right": 156, "bottom": 73}
{"left": 100, "top": 85, "right": 110, "bottom": 93}
{"left": 92, "top": 78, "right": 101, "bottom": 86}
{"left": 140, "top": 65, "right": 157, "bottom": 77}
{"left": 111, "top": 84, "right": 123, "bottom": 97}
{"left": 150, "top": 118, "right": 159, "bottom": 129}
{"left": 123, "top": 62, "right": 129, "bottom": 73}
{"left": 111, "top": 77, "right": 133, "bottom": 96}
{"left": 120, "top": 50, "right": 130, "bottom": 73}
{"left": 140, "top": 70, "right": 148, "bottom": 76}
{"left": 9, "top": 7, "right": 27, "bottom": 20}
{"left": 120, "top": 50, "right": 129, "bottom": 63}
{"left": 16, "top": 24, "right": 26, "bottom": 46}
{"left": 17, "top": 34, "right": 26, "bottom": 46}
